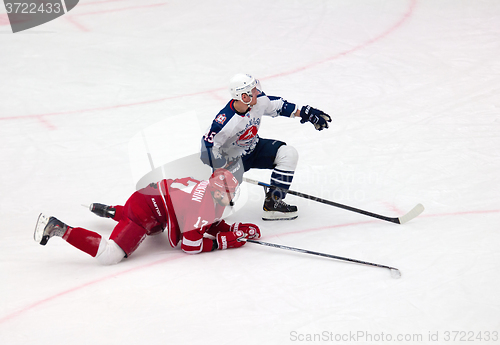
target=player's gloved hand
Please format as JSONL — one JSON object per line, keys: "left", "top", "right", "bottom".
{"left": 216, "top": 230, "right": 247, "bottom": 250}
{"left": 231, "top": 222, "right": 261, "bottom": 239}
{"left": 299, "top": 105, "right": 332, "bottom": 131}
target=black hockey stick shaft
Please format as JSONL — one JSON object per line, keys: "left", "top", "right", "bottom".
{"left": 246, "top": 239, "right": 401, "bottom": 277}
{"left": 243, "top": 178, "right": 424, "bottom": 224}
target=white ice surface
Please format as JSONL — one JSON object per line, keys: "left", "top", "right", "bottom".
{"left": 1, "top": 0, "right": 500, "bottom": 344}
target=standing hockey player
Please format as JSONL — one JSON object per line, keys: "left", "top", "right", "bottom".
{"left": 34, "top": 169, "right": 261, "bottom": 265}
{"left": 200, "top": 73, "right": 331, "bottom": 221}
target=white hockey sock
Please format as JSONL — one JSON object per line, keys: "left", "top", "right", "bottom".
{"left": 271, "top": 145, "right": 298, "bottom": 198}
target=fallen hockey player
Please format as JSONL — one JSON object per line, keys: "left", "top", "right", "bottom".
{"left": 34, "top": 169, "right": 261, "bottom": 265}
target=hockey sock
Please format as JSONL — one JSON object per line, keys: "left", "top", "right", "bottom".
{"left": 111, "top": 205, "right": 124, "bottom": 222}
{"left": 270, "top": 168, "right": 294, "bottom": 199}
{"left": 62, "top": 227, "right": 102, "bottom": 257}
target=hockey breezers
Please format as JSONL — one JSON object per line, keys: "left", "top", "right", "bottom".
{"left": 243, "top": 178, "right": 424, "bottom": 224}
{"left": 246, "top": 239, "right": 401, "bottom": 278}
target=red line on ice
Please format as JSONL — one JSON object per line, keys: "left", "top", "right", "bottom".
{"left": 0, "top": 0, "right": 421, "bottom": 323}
{"left": 72, "top": 2, "right": 168, "bottom": 17}
{"left": 2, "top": 0, "right": 499, "bottom": 326}
{"left": 1, "top": 206, "right": 499, "bottom": 326}
{"left": 0, "top": 253, "right": 185, "bottom": 325}
{"left": 0, "top": 14, "right": 10, "bottom": 26}
{"left": 0, "top": 0, "right": 417, "bottom": 127}
{"left": 78, "top": 0, "right": 128, "bottom": 6}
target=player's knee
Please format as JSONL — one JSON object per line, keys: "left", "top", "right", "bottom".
{"left": 275, "top": 145, "right": 298, "bottom": 171}
{"left": 95, "top": 239, "right": 126, "bottom": 265}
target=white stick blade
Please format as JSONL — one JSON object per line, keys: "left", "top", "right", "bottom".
{"left": 398, "top": 203, "right": 425, "bottom": 224}
{"left": 390, "top": 268, "right": 402, "bottom": 279}
{"left": 243, "top": 177, "right": 260, "bottom": 185}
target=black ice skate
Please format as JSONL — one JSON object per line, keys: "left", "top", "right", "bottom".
{"left": 89, "top": 203, "right": 116, "bottom": 218}
{"left": 34, "top": 213, "right": 69, "bottom": 245}
{"left": 262, "top": 190, "right": 298, "bottom": 221}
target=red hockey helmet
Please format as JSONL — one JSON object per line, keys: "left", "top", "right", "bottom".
{"left": 208, "top": 169, "right": 239, "bottom": 194}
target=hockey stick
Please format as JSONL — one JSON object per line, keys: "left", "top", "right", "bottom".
{"left": 243, "top": 177, "right": 424, "bottom": 224}
{"left": 246, "top": 239, "right": 401, "bottom": 278}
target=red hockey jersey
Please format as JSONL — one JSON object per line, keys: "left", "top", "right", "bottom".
{"left": 156, "top": 177, "right": 229, "bottom": 254}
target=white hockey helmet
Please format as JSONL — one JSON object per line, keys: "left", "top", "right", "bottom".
{"left": 229, "top": 73, "right": 261, "bottom": 101}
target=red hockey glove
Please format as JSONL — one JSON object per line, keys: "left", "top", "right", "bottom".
{"left": 231, "top": 222, "right": 261, "bottom": 239}
{"left": 216, "top": 230, "right": 246, "bottom": 250}
{"left": 206, "top": 219, "right": 232, "bottom": 237}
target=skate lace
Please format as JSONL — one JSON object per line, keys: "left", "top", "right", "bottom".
{"left": 47, "top": 222, "right": 66, "bottom": 238}
{"left": 274, "top": 197, "right": 290, "bottom": 208}
{"left": 52, "top": 226, "right": 66, "bottom": 237}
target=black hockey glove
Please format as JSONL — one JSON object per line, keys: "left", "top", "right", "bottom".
{"left": 299, "top": 105, "right": 332, "bottom": 131}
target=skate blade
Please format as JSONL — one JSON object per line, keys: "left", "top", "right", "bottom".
{"left": 262, "top": 211, "right": 298, "bottom": 221}
{"left": 34, "top": 213, "right": 49, "bottom": 244}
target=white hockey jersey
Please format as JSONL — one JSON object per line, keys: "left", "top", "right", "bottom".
{"left": 201, "top": 92, "right": 297, "bottom": 168}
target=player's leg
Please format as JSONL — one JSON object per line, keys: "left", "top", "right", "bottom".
{"left": 65, "top": 226, "right": 127, "bottom": 265}
{"left": 34, "top": 213, "right": 125, "bottom": 263}
{"left": 89, "top": 203, "right": 124, "bottom": 221}
{"left": 242, "top": 139, "right": 299, "bottom": 220}
{"left": 106, "top": 190, "right": 163, "bottom": 259}
{"left": 64, "top": 217, "right": 146, "bottom": 265}
{"left": 106, "top": 218, "right": 147, "bottom": 262}
{"left": 271, "top": 144, "right": 299, "bottom": 199}
{"left": 89, "top": 183, "right": 164, "bottom": 223}
{"left": 34, "top": 191, "right": 159, "bottom": 264}
{"left": 67, "top": 203, "right": 156, "bottom": 265}
{"left": 263, "top": 144, "right": 299, "bottom": 220}
{"left": 63, "top": 218, "right": 147, "bottom": 265}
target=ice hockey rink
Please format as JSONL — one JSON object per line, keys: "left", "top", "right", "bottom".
{"left": 1, "top": 0, "right": 499, "bottom": 344}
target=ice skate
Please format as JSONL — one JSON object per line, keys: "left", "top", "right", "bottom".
{"left": 262, "top": 190, "right": 298, "bottom": 221}
{"left": 89, "top": 203, "right": 116, "bottom": 218}
{"left": 34, "top": 213, "right": 69, "bottom": 245}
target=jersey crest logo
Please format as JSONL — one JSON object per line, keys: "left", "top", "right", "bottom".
{"left": 237, "top": 125, "right": 258, "bottom": 146}
{"left": 215, "top": 113, "right": 227, "bottom": 124}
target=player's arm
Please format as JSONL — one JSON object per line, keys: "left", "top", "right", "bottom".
{"left": 207, "top": 219, "right": 261, "bottom": 251}
{"left": 181, "top": 228, "right": 216, "bottom": 254}
{"left": 181, "top": 225, "right": 246, "bottom": 254}
{"left": 264, "top": 94, "right": 298, "bottom": 118}
{"left": 296, "top": 105, "right": 332, "bottom": 131}
{"left": 266, "top": 94, "right": 332, "bottom": 131}
{"left": 181, "top": 219, "right": 261, "bottom": 253}
{"left": 200, "top": 113, "right": 238, "bottom": 169}
{"left": 201, "top": 122, "right": 227, "bottom": 169}
{"left": 179, "top": 218, "right": 251, "bottom": 254}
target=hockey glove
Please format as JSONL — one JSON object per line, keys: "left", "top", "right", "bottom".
{"left": 216, "top": 230, "right": 247, "bottom": 250}
{"left": 231, "top": 222, "right": 261, "bottom": 239}
{"left": 299, "top": 105, "right": 332, "bottom": 131}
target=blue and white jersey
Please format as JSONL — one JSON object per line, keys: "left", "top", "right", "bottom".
{"left": 200, "top": 92, "right": 297, "bottom": 168}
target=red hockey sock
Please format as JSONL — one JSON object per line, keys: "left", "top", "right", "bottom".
{"left": 112, "top": 205, "right": 124, "bottom": 222}
{"left": 63, "top": 227, "right": 102, "bottom": 257}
